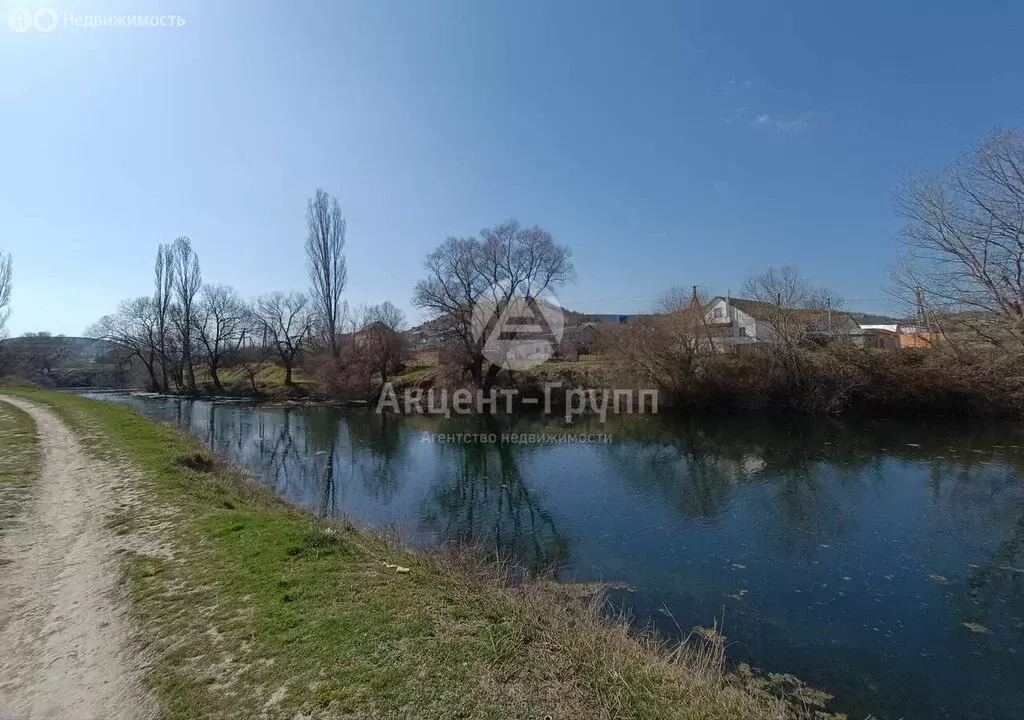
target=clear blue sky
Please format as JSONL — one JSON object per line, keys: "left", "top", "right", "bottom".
{"left": 2, "top": 0, "right": 1022, "bottom": 336}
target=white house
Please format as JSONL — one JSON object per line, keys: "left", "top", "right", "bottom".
{"left": 702, "top": 297, "right": 876, "bottom": 349}
{"left": 703, "top": 297, "right": 777, "bottom": 346}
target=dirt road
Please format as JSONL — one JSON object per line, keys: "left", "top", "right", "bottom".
{"left": 0, "top": 396, "right": 154, "bottom": 720}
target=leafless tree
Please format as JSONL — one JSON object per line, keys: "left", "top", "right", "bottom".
{"left": 171, "top": 236, "right": 202, "bottom": 392}
{"left": 194, "top": 284, "right": 246, "bottom": 392}
{"left": 895, "top": 130, "right": 1024, "bottom": 350}
{"left": 234, "top": 306, "right": 274, "bottom": 395}
{"left": 153, "top": 243, "right": 175, "bottom": 392}
{"left": 14, "top": 334, "right": 72, "bottom": 383}
{"left": 255, "top": 292, "right": 312, "bottom": 386}
{"left": 0, "top": 250, "right": 12, "bottom": 340}
{"left": 413, "top": 219, "right": 574, "bottom": 390}
{"left": 89, "top": 297, "right": 162, "bottom": 392}
{"left": 743, "top": 266, "right": 841, "bottom": 349}
{"left": 305, "top": 189, "right": 347, "bottom": 357}
{"left": 361, "top": 300, "right": 408, "bottom": 383}
{"left": 603, "top": 286, "right": 716, "bottom": 394}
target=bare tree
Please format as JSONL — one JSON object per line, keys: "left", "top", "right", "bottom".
{"left": 153, "top": 243, "right": 175, "bottom": 393}
{"left": 895, "top": 130, "right": 1024, "bottom": 350}
{"left": 171, "top": 236, "right": 202, "bottom": 392}
{"left": 413, "top": 219, "right": 574, "bottom": 390}
{"left": 743, "top": 266, "right": 841, "bottom": 349}
{"left": 603, "top": 286, "right": 716, "bottom": 395}
{"left": 413, "top": 236, "right": 483, "bottom": 378}
{"left": 89, "top": 297, "right": 162, "bottom": 392}
{"left": 194, "top": 284, "right": 246, "bottom": 392}
{"left": 13, "top": 334, "right": 72, "bottom": 384}
{"left": 0, "top": 250, "right": 12, "bottom": 340}
{"left": 255, "top": 292, "right": 312, "bottom": 386}
{"left": 362, "top": 300, "right": 408, "bottom": 383}
{"left": 305, "top": 189, "right": 347, "bottom": 357}
{"left": 234, "top": 305, "right": 274, "bottom": 395}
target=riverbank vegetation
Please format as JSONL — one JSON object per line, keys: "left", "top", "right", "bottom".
{"left": 5, "top": 132, "right": 1024, "bottom": 418}
{"left": 600, "top": 283, "right": 1024, "bottom": 417}
{"left": 0, "top": 388, "right": 839, "bottom": 719}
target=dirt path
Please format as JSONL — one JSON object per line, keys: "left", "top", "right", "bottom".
{"left": 0, "top": 396, "right": 155, "bottom": 720}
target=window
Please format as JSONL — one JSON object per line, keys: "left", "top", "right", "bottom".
{"left": 739, "top": 326, "right": 748, "bottom": 337}
{"left": 713, "top": 307, "right": 724, "bottom": 319}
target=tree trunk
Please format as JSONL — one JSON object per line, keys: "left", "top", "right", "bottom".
{"left": 284, "top": 363, "right": 293, "bottom": 386}
{"left": 159, "top": 340, "right": 169, "bottom": 393}
{"left": 468, "top": 354, "right": 484, "bottom": 385}
{"left": 210, "top": 364, "right": 224, "bottom": 393}
{"left": 482, "top": 362, "right": 502, "bottom": 394}
{"left": 185, "top": 359, "right": 196, "bottom": 393}
{"left": 143, "top": 354, "right": 160, "bottom": 393}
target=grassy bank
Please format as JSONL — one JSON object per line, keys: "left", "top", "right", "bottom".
{"left": 0, "top": 398, "right": 40, "bottom": 537}
{"left": 0, "top": 388, "right": 838, "bottom": 719}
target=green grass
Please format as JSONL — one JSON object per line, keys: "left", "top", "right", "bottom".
{"left": 0, "top": 399, "right": 40, "bottom": 536}
{"left": 388, "top": 362, "right": 435, "bottom": 386}
{"left": 192, "top": 363, "right": 311, "bottom": 395}
{"left": 0, "top": 387, "right": 838, "bottom": 720}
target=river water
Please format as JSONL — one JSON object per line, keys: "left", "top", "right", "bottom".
{"left": 88, "top": 392, "right": 1024, "bottom": 719}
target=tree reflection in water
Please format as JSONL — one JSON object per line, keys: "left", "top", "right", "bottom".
{"left": 418, "top": 419, "right": 570, "bottom": 572}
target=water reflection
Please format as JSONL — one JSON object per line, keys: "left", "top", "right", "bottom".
{"left": 421, "top": 431, "right": 570, "bottom": 569}
{"left": 87, "top": 392, "right": 1024, "bottom": 720}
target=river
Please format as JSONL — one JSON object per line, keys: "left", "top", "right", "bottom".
{"left": 87, "top": 392, "right": 1024, "bottom": 719}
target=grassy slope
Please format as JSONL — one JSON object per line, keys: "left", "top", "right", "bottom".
{"left": 192, "top": 363, "right": 312, "bottom": 396}
{"left": 0, "top": 388, "right": 836, "bottom": 720}
{"left": 0, "top": 399, "right": 41, "bottom": 536}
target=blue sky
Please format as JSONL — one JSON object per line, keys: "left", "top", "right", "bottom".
{"left": 2, "top": 0, "right": 1022, "bottom": 336}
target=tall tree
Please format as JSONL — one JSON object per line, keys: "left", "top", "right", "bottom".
{"left": 171, "top": 236, "right": 202, "bottom": 392}
{"left": 305, "top": 189, "right": 348, "bottom": 356}
{"left": 255, "top": 292, "right": 312, "bottom": 386}
{"left": 153, "top": 243, "right": 175, "bottom": 393}
{"left": 0, "top": 249, "right": 11, "bottom": 340}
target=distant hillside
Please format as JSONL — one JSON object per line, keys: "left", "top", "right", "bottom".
{"left": 0, "top": 335, "right": 115, "bottom": 361}
{"left": 0, "top": 335, "right": 125, "bottom": 387}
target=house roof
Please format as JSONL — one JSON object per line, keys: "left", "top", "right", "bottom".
{"left": 562, "top": 323, "right": 600, "bottom": 338}
{"left": 713, "top": 297, "right": 779, "bottom": 321}
{"left": 714, "top": 297, "right": 833, "bottom": 323}
{"left": 852, "top": 313, "right": 899, "bottom": 325}
{"left": 713, "top": 297, "right": 860, "bottom": 330}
